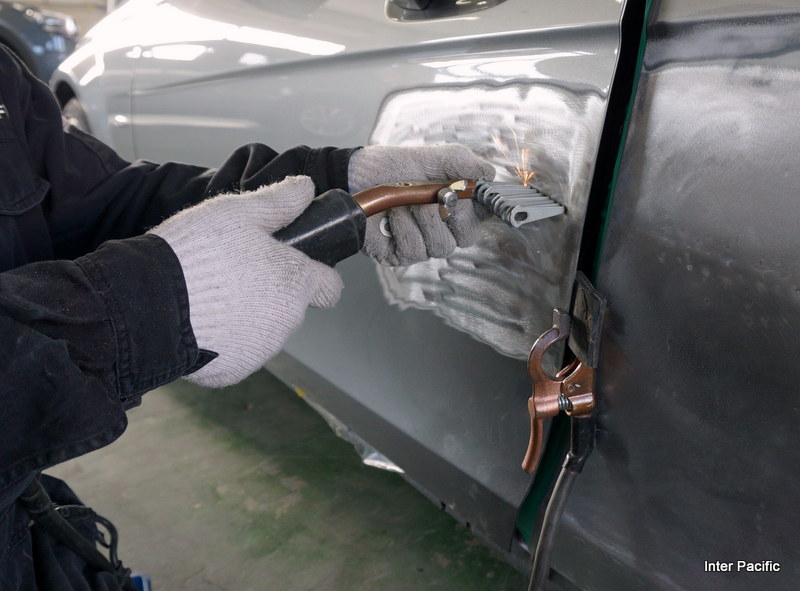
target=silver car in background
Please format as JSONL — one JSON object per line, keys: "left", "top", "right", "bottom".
{"left": 51, "top": 1, "right": 800, "bottom": 589}
{"left": 0, "top": 1, "right": 77, "bottom": 81}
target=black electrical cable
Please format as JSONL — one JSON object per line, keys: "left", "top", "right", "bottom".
{"left": 19, "top": 477, "right": 137, "bottom": 591}
{"left": 527, "top": 468, "right": 579, "bottom": 591}
{"left": 527, "top": 416, "right": 595, "bottom": 591}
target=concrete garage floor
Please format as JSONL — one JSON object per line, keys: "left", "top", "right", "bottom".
{"left": 48, "top": 370, "right": 527, "bottom": 591}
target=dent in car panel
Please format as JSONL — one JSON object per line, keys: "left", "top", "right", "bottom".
{"left": 371, "top": 84, "right": 605, "bottom": 358}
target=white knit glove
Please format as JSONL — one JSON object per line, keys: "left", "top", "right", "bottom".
{"left": 149, "top": 176, "right": 343, "bottom": 388}
{"left": 349, "top": 144, "right": 496, "bottom": 266}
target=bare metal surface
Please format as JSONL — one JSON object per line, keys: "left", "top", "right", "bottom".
{"left": 370, "top": 84, "right": 606, "bottom": 359}
{"left": 559, "top": 365, "right": 594, "bottom": 418}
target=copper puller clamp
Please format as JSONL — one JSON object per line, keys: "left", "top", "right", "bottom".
{"left": 521, "top": 309, "right": 596, "bottom": 473}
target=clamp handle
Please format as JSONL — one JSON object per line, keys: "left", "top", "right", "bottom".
{"left": 521, "top": 310, "right": 595, "bottom": 474}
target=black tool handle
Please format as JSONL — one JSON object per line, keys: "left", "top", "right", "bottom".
{"left": 274, "top": 188, "right": 367, "bottom": 267}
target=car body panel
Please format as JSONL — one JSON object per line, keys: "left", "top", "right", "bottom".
{"left": 53, "top": 0, "right": 626, "bottom": 562}
{"left": 53, "top": 2, "right": 149, "bottom": 151}
{"left": 553, "top": 1, "right": 800, "bottom": 589}
{"left": 127, "top": 0, "right": 618, "bottom": 166}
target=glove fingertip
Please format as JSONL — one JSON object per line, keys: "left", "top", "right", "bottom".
{"left": 309, "top": 264, "right": 344, "bottom": 308}
{"left": 289, "top": 174, "right": 316, "bottom": 193}
{"left": 479, "top": 161, "right": 497, "bottom": 181}
{"left": 258, "top": 175, "right": 316, "bottom": 231}
{"left": 389, "top": 207, "right": 427, "bottom": 264}
{"left": 362, "top": 214, "right": 396, "bottom": 264}
{"left": 408, "top": 204, "right": 455, "bottom": 259}
{"left": 446, "top": 200, "right": 483, "bottom": 247}
{"left": 278, "top": 175, "right": 315, "bottom": 206}
{"left": 472, "top": 199, "right": 493, "bottom": 222}
{"left": 437, "top": 145, "right": 496, "bottom": 181}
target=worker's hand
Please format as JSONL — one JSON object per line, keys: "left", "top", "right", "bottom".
{"left": 149, "top": 176, "right": 343, "bottom": 388}
{"left": 348, "top": 144, "right": 496, "bottom": 266}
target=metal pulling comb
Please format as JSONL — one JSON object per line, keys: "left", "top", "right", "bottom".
{"left": 473, "top": 180, "right": 565, "bottom": 228}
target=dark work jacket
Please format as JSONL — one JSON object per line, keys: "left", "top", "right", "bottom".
{"left": 0, "top": 45, "right": 353, "bottom": 589}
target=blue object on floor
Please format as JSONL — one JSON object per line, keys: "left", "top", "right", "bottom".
{"left": 131, "top": 574, "right": 152, "bottom": 591}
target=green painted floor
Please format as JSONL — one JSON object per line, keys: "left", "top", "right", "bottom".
{"left": 48, "top": 370, "right": 527, "bottom": 590}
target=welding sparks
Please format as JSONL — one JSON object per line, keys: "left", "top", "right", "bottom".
{"left": 493, "top": 130, "right": 536, "bottom": 186}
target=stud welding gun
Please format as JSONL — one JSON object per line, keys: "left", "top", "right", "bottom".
{"left": 275, "top": 179, "right": 564, "bottom": 266}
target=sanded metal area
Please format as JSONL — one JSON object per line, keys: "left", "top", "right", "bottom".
{"left": 371, "top": 83, "right": 606, "bottom": 359}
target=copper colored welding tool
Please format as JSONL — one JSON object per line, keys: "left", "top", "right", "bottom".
{"left": 274, "top": 179, "right": 477, "bottom": 266}
{"left": 274, "top": 178, "right": 559, "bottom": 267}
{"left": 353, "top": 180, "right": 477, "bottom": 216}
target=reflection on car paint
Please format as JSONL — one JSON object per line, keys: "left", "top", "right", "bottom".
{"left": 370, "top": 84, "right": 605, "bottom": 358}
{"left": 415, "top": 49, "right": 590, "bottom": 84}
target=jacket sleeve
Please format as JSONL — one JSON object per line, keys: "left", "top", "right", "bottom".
{"left": 48, "top": 136, "right": 356, "bottom": 260}
{"left": 0, "top": 234, "right": 208, "bottom": 489}
{"left": 2, "top": 45, "right": 355, "bottom": 260}
{"left": 0, "top": 47, "right": 355, "bottom": 488}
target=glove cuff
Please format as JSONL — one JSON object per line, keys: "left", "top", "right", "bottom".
{"left": 149, "top": 208, "right": 276, "bottom": 387}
